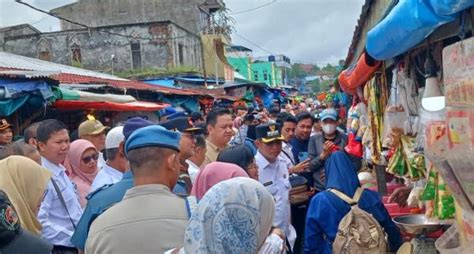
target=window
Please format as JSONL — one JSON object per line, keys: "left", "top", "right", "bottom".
{"left": 38, "top": 51, "right": 50, "bottom": 61}
{"left": 71, "top": 44, "right": 81, "bottom": 64}
{"left": 263, "top": 70, "right": 268, "bottom": 80}
{"left": 131, "top": 42, "right": 142, "bottom": 69}
{"left": 253, "top": 71, "right": 259, "bottom": 81}
{"left": 178, "top": 44, "right": 184, "bottom": 66}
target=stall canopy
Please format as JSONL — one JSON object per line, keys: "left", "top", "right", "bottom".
{"left": 52, "top": 87, "right": 168, "bottom": 112}
{"left": 366, "top": 0, "right": 474, "bottom": 60}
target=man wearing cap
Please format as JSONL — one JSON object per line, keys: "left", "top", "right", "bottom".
{"left": 308, "top": 108, "right": 348, "bottom": 191}
{"left": 161, "top": 117, "right": 201, "bottom": 195}
{"left": 90, "top": 126, "right": 126, "bottom": 192}
{"left": 71, "top": 117, "right": 153, "bottom": 252}
{"left": 78, "top": 118, "right": 109, "bottom": 169}
{"left": 255, "top": 123, "right": 297, "bottom": 251}
{"left": 86, "top": 125, "right": 188, "bottom": 254}
{"left": 0, "top": 190, "right": 52, "bottom": 254}
{"left": 0, "top": 119, "right": 14, "bottom": 146}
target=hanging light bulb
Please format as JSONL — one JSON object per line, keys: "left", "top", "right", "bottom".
{"left": 421, "top": 51, "right": 445, "bottom": 111}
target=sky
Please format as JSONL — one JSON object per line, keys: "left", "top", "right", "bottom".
{"left": 0, "top": 0, "right": 365, "bottom": 65}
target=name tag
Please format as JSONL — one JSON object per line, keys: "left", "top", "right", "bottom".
{"left": 263, "top": 181, "right": 273, "bottom": 187}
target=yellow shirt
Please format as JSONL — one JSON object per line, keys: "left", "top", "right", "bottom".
{"left": 202, "top": 139, "right": 227, "bottom": 167}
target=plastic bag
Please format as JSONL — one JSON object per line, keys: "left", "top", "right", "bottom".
{"left": 422, "top": 167, "right": 438, "bottom": 201}
{"left": 401, "top": 135, "right": 426, "bottom": 181}
{"left": 387, "top": 144, "right": 406, "bottom": 176}
{"left": 434, "top": 175, "right": 456, "bottom": 220}
{"left": 382, "top": 68, "right": 408, "bottom": 148}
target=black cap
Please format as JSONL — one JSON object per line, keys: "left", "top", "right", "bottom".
{"left": 161, "top": 117, "right": 202, "bottom": 133}
{"left": 123, "top": 117, "right": 154, "bottom": 142}
{"left": 269, "top": 107, "right": 280, "bottom": 116}
{"left": 256, "top": 123, "right": 284, "bottom": 143}
{"left": 190, "top": 112, "right": 204, "bottom": 122}
{"left": 0, "top": 190, "right": 52, "bottom": 253}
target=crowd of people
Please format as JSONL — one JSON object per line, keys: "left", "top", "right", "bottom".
{"left": 0, "top": 102, "right": 403, "bottom": 254}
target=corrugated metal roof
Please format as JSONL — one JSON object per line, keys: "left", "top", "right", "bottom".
{"left": 0, "top": 70, "right": 60, "bottom": 78}
{"left": 0, "top": 52, "right": 126, "bottom": 81}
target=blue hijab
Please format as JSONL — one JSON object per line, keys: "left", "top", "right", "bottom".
{"left": 324, "top": 151, "right": 360, "bottom": 197}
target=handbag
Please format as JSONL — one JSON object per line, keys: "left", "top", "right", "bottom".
{"left": 289, "top": 175, "right": 310, "bottom": 205}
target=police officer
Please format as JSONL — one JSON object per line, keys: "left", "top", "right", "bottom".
{"left": 70, "top": 117, "right": 153, "bottom": 252}
{"left": 161, "top": 117, "right": 202, "bottom": 195}
{"left": 254, "top": 123, "right": 297, "bottom": 251}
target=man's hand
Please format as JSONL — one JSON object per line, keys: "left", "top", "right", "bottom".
{"left": 388, "top": 186, "right": 412, "bottom": 207}
{"left": 291, "top": 159, "right": 310, "bottom": 173}
{"left": 320, "top": 141, "right": 336, "bottom": 160}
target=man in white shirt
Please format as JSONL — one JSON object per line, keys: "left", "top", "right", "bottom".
{"left": 90, "top": 126, "right": 127, "bottom": 192}
{"left": 186, "top": 135, "right": 207, "bottom": 185}
{"left": 78, "top": 118, "right": 109, "bottom": 169}
{"left": 36, "top": 119, "right": 83, "bottom": 252}
{"left": 254, "top": 122, "right": 297, "bottom": 251}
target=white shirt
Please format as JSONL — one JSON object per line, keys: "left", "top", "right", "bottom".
{"left": 38, "top": 157, "right": 83, "bottom": 247}
{"left": 186, "top": 159, "right": 200, "bottom": 185}
{"left": 280, "top": 142, "right": 295, "bottom": 167}
{"left": 90, "top": 163, "right": 123, "bottom": 193}
{"left": 255, "top": 151, "right": 296, "bottom": 248}
{"left": 97, "top": 152, "right": 106, "bottom": 170}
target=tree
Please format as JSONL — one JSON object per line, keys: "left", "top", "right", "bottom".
{"left": 288, "top": 63, "right": 307, "bottom": 78}
{"left": 311, "top": 64, "right": 320, "bottom": 74}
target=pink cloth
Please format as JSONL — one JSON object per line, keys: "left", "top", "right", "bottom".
{"left": 64, "top": 139, "right": 98, "bottom": 207}
{"left": 191, "top": 162, "right": 249, "bottom": 200}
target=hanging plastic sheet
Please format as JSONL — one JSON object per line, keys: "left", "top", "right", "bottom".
{"left": 0, "top": 95, "right": 30, "bottom": 116}
{"left": 258, "top": 88, "right": 275, "bottom": 108}
{"left": 366, "top": 0, "right": 474, "bottom": 60}
{"left": 157, "top": 95, "right": 199, "bottom": 112}
{"left": 0, "top": 78, "right": 54, "bottom": 100}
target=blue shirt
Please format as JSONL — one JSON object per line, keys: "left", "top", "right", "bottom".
{"left": 289, "top": 137, "right": 309, "bottom": 164}
{"left": 71, "top": 170, "right": 133, "bottom": 250}
{"left": 38, "top": 157, "right": 83, "bottom": 247}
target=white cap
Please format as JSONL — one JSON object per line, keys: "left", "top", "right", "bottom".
{"left": 105, "top": 126, "right": 124, "bottom": 149}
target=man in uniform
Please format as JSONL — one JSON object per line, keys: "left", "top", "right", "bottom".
{"left": 255, "top": 122, "right": 297, "bottom": 251}
{"left": 71, "top": 117, "right": 153, "bottom": 252}
{"left": 37, "top": 119, "right": 83, "bottom": 252}
{"left": 202, "top": 108, "right": 234, "bottom": 166}
{"left": 0, "top": 119, "right": 13, "bottom": 146}
{"left": 161, "top": 117, "right": 201, "bottom": 195}
{"left": 86, "top": 125, "right": 188, "bottom": 253}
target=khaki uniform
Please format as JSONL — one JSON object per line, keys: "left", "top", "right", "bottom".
{"left": 85, "top": 184, "right": 188, "bottom": 254}
{"left": 202, "top": 139, "right": 227, "bottom": 167}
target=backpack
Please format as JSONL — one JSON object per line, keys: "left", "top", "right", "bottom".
{"left": 329, "top": 187, "right": 388, "bottom": 254}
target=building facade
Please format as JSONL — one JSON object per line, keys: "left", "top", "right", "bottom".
{"left": 2, "top": 22, "right": 202, "bottom": 72}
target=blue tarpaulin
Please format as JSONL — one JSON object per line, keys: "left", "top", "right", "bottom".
{"left": 157, "top": 95, "right": 199, "bottom": 112}
{"left": 142, "top": 79, "right": 176, "bottom": 88}
{"left": 0, "top": 78, "right": 54, "bottom": 99}
{"left": 366, "top": 0, "right": 474, "bottom": 60}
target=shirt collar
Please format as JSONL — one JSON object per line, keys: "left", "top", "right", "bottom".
{"left": 255, "top": 151, "right": 271, "bottom": 170}
{"left": 282, "top": 142, "right": 292, "bottom": 150}
{"left": 206, "top": 139, "right": 227, "bottom": 153}
{"left": 185, "top": 159, "right": 199, "bottom": 170}
{"left": 41, "top": 156, "right": 65, "bottom": 176}
{"left": 122, "top": 170, "right": 134, "bottom": 180}
{"left": 102, "top": 163, "right": 123, "bottom": 179}
{"left": 123, "top": 184, "right": 171, "bottom": 200}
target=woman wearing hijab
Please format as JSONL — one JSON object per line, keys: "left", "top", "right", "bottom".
{"left": 0, "top": 156, "right": 52, "bottom": 235}
{"left": 217, "top": 145, "right": 259, "bottom": 180}
{"left": 191, "top": 162, "right": 249, "bottom": 200}
{"left": 169, "top": 177, "right": 284, "bottom": 254}
{"left": 304, "top": 151, "right": 402, "bottom": 253}
{"left": 64, "top": 139, "right": 99, "bottom": 207}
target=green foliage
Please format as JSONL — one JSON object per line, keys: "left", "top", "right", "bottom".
{"left": 308, "top": 78, "right": 332, "bottom": 93}
{"left": 115, "top": 66, "right": 199, "bottom": 79}
{"left": 288, "top": 64, "right": 307, "bottom": 78}
{"left": 71, "top": 60, "right": 83, "bottom": 68}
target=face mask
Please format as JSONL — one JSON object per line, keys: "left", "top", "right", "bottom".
{"left": 322, "top": 124, "right": 336, "bottom": 134}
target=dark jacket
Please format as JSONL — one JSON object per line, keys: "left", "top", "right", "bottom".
{"left": 308, "top": 131, "right": 347, "bottom": 190}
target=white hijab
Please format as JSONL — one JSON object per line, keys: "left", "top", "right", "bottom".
{"left": 184, "top": 177, "right": 275, "bottom": 254}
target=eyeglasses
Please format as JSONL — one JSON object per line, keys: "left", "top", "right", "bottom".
{"left": 82, "top": 153, "right": 99, "bottom": 163}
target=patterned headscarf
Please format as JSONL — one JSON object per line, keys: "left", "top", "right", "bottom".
{"left": 184, "top": 177, "right": 275, "bottom": 254}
